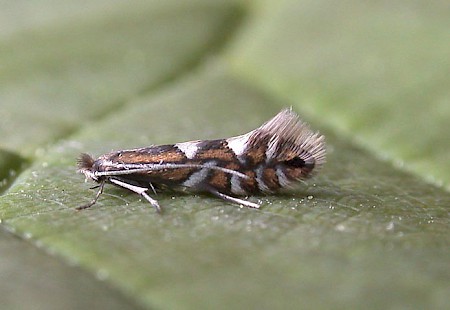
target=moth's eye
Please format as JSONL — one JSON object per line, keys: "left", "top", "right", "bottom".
{"left": 284, "top": 157, "right": 306, "bottom": 168}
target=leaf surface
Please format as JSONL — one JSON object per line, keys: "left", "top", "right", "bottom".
{"left": 1, "top": 1, "right": 449, "bottom": 309}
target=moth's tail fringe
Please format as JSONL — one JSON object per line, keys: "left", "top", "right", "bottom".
{"left": 254, "top": 108, "right": 326, "bottom": 167}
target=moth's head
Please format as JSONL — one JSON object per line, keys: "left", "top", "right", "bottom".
{"left": 77, "top": 153, "right": 99, "bottom": 181}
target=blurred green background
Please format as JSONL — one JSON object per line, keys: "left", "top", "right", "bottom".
{"left": 1, "top": 1, "right": 449, "bottom": 309}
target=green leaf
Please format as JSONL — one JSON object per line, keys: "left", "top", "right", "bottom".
{"left": 227, "top": 0, "right": 450, "bottom": 190}
{"left": 1, "top": 1, "right": 449, "bottom": 309}
{"left": 0, "top": 0, "right": 242, "bottom": 155}
{"left": 0, "top": 150, "right": 27, "bottom": 194}
{"left": 0, "top": 225, "right": 145, "bottom": 310}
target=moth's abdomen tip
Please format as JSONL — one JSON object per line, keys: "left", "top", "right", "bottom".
{"left": 252, "top": 109, "right": 327, "bottom": 187}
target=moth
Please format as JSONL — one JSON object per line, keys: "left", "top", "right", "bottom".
{"left": 77, "top": 109, "right": 326, "bottom": 212}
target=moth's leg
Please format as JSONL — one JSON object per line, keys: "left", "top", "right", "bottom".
{"left": 148, "top": 182, "right": 157, "bottom": 195}
{"left": 208, "top": 189, "right": 260, "bottom": 209}
{"left": 77, "top": 180, "right": 105, "bottom": 210}
{"left": 109, "top": 178, "right": 162, "bottom": 213}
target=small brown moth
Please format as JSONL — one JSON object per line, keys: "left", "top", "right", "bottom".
{"left": 77, "top": 109, "right": 326, "bottom": 212}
